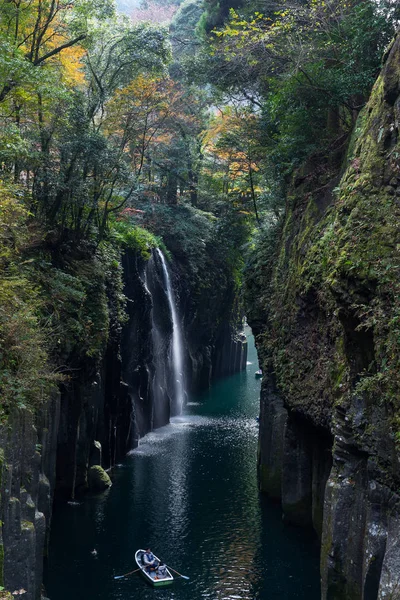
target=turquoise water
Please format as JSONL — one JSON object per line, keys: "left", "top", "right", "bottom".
{"left": 45, "top": 330, "right": 321, "bottom": 599}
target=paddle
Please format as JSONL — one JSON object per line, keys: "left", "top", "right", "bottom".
{"left": 114, "top": 567, "right": 141, "bottom": 580}
{"left": 165, "top": 565, "right": 190, "bottom": 580}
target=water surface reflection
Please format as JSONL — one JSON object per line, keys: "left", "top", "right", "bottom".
{"left": 45, "top": 330, "right": 320, "bottom": 600}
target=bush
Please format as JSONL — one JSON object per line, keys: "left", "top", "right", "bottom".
{"left": 110, "top": 220, "right": 165, "bottom": 260}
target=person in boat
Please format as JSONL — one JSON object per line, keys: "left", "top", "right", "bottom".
{"left": 143, "top": 548, "right": 159, "bottom": 573}
{"left": 157, "top": 563, "right": 168, "bottom": 579}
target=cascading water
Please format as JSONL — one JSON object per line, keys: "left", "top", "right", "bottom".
{"left": 143, "top": 248, "right": 186, "bottom": 429}
{"left": 155, "top": 248, "right": 186, "bottom": 415}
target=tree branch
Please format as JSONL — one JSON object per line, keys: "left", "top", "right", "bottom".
{"left": 33, "top": 33, "right": 86, "bottom": 65}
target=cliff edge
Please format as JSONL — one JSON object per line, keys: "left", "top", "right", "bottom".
{"left": 248, "top": 33, "right": 400, "bottom": 599}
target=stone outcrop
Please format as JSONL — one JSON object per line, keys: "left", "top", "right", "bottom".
{"left": 182, "top": 273, "right": 247, "bottom": 392}
{"left": 120, "top": 250, "right": 154, "bottom": 439}
{"left": 0, "top": 398, "right": 60, "bottom": 600}
{"left": 249, "top": 34, "right": 400, "bottom": 599}
{"left": 87, "top": 466, "right": 112, "bottom": 491}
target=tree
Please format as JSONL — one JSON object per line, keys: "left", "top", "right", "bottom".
{"left": 0, "top": 10, "right": 172, "bottom": 238}
{"left": 84, "top": 20, "right": 171, "bottom": 120}
{"left": 200, "top": 0, "right": 396, "bottom": 177}
{"left": 201, "top": 104, "right": 266, "bottom": 221}
{"left": 104, "top": 74, "right": 205, "bottom": 205}
{"left": 0, "top": 0, "right": 114, "bottom": 103}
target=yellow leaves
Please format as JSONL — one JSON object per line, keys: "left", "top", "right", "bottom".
{"left": 58, "top": 44, "right": 86, "bottom": 86}
{"left": 209, "top": 7, "right": 276, "bottom": 65}
{"left": 107, "top": 74, "right": 170, "bottom": 127}
{"left": 0, "top": 181, "right": 29, "bottom": 266}
{"left": 104, "top": 75, "right": 201, "bottom": 179}
{"left": 2, "top": 0, "right": 87, "bottom": 94}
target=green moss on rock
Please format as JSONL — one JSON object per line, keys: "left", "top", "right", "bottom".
{"left": 247, "top": 33, "right": 400, "bottom": 461}
{"left": 88, "top": 466, "right": 112, "bottom": 492}
{"left": 21, "top": 520, "right": 34, "bottom": 531}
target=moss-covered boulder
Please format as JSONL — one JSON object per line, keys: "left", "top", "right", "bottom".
{"left": 87, "top": 466, "right": 112, "bottom": 492}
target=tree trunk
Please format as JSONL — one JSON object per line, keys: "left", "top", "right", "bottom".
{"left": 166, "top": 171, "right": 178, "bottom": 205}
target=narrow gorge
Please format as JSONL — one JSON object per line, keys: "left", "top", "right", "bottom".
{"left": 0, "top": 0, "right": 399, "bottom": 599}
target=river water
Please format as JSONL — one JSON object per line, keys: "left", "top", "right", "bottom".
{"left": 44, "top": 329, "right": 321, "bottom": 600}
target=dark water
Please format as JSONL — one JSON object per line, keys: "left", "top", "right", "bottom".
{"left": 45, "top": 329, "right": 321, "bottom": 600}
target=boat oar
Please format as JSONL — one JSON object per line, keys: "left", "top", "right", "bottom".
{"left": 166, "top": 565, "right": 190, "bottom": 580}
{"left": 114, "top": 567, "right": 141, "bottom": 579}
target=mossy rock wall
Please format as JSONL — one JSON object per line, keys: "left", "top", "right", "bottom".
{"left": 249, "top": 33, "right": 400, "bottom": 599}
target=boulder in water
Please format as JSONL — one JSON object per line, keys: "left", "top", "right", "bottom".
{"left": 88, "top": 466, "right": 112, "bottom": 492}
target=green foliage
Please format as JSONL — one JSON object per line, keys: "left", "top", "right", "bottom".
{"left": 0, "top": 177, "right": 130, "bottom": 417}
{"left": 247, "top": 41, "right": 400, "bottom": 446}
{"left": 0, "top": 0, "right": 396, "bottom": 448}
{"left": 0, "top": 8, "right": 172, "bottom": 239}
{"left": 110, "top": 220, "right": 165, "bottom": 260}
{"left": 138, "top": 200, "right": 250, "bottom": 296}
{"left": 244, "top": 219, "right": 282, "bottom": 324}
{"left": 0, "top": 274, "right": 57, "bottom": 414}
{"left": 85, "top": 20, "right": 172, "bottom": 106}
{"left": 35, "top": 241, "right": 127, "bottom": 365}
{"left": 0, "top": 183, "right": 58, "bottom": 414}
{"left": 198, "top": 0, "right": 245, "bottom": 33}
{"left": 195, "top": 0, "right": 396, "bottom": 178}
{"left": 170, "top": 0, "right": 204, "bottom": 68}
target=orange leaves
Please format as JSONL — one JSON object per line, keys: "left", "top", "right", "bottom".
{"left": 200, "top": 104, "right": 265, "bottom": 211}
{"left": 0, "top": 0, "right": 87, "bottom": 100}
{"left": 105, "top": 75, "right": 177, "bottom": 159}
{"left": 107, "top": 75, "right": 175, "bottom": 129}
{"left": 104, "top": 74, "right": 202, "bottom": 180}
{"left": 202, "top": 107, "right": 260, "bottom": 179}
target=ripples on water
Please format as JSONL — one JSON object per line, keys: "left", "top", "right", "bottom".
{"left": 45, "top": 330, "right": 320, "bottom": 600}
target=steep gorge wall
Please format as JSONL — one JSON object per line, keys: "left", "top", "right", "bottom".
{"left": 182, "top": 273, "right": 248, "bottom": 391}
{"left": 0, "top": 400, "right": 60, "bottom": 600}
{"left": 249, "top": 34, "right": 400, "bottom": 599}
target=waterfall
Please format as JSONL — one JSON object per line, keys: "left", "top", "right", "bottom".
{"left": 143, "top": 248, "right": 186, "bottom": 428}
{"left": 155, "top": 248, "right": 186, "bottom": 415}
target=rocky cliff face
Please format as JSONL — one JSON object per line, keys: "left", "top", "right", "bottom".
{"left": 248, "top": 34, "right": 400, "bottom": 599}
{"left": 0, "top": 399, "right": 60, "bottom": 600}
{"left": 183, "top": 279, "right": 248, "bottom": 391}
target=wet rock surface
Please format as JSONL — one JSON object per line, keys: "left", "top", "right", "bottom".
{"left": 0, "top": 398, "right": 60, "bottom": 600}
{"left": 87, "top": 466, "right": 112, "bottom": 491}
